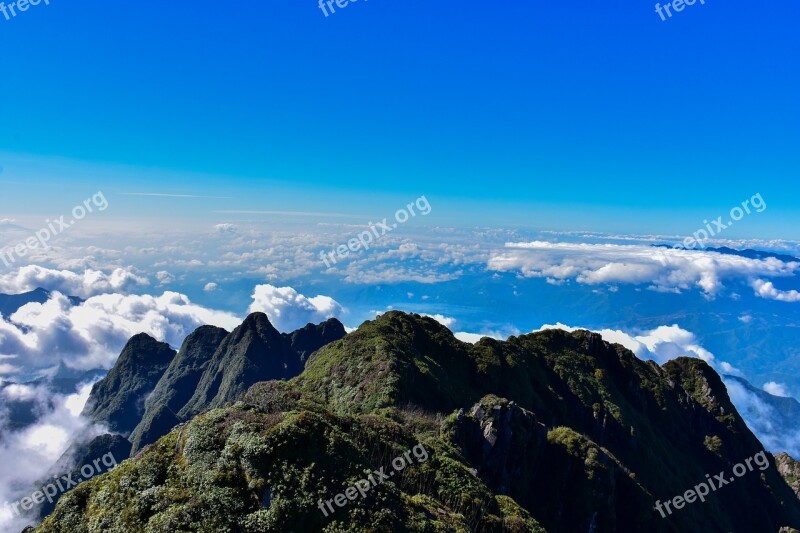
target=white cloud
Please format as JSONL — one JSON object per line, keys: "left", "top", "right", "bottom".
{"left": 0, "top": 363, "right": 21, "bottom": 376}
{"left": 720, "top": 361, "right": 744, "bottom": 377}
{"left": 422, "top": 314, "right": 456, "bottom": 328}
{"left": 0, "top": 266, "right": 150, "bottom": 298}
{"left": 489, "top": 242, "right": 800, "bottom": 299}
{"left": 763, "top": 381, "right": 791, "bottom": 397}
{"left": 1, "top": 383, "right": 40, "bottom": 402}
{"left": 203, "top": 282, "right": 218, "bottom": 292}
{"left": 455, "top": 332, "right": 490, "bottom": 343}
{"left": 247, "top": 284, "right": 345, "bottom": 332}
{"left": 454, "top": 326, "right": 520, "bottom": 344}
{"left": 342, "top": 266, "right": 460, "bottom": 285}
{"left": 750, "top": 279, "right": 800, "bottom": 303}
{"left": 155, "top": 271, "right": 175, "bottom": 286}
{"left": 213, "top": 223, "right": 238, "bottom": 234}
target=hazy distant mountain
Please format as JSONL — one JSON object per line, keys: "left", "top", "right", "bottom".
{"left": 653, "top": 244, "right": 799, "bottom": 263}
{"left": 33, "top": 312, "right": 800, "bottom": 532}
{"left": 0, "top": 287, "right": 82, "bottom": 318}
{"left": 723, "top": 374, "right": 800, "bottom": 457}
{"left": 724, "top": 375, "right": 800, "bottom": 421}
{"left": 41, "top": 363, "right": 107, "bottom": 395}
{"left": 705, "top": 246, "right": 800, "bottom": 263}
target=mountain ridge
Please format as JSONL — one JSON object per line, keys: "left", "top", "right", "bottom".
{"left": 32, "top": 311, "right": 800, "bottom": 532}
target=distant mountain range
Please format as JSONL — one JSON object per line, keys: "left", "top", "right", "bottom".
{"left": 653, "top": 244, "right": 800, "bottom": 263}
{"left": 28, "top": 312, "right": 800, "bottom": 532}
{"left": 0, "top": 287, "right": 83, "bottom": 318}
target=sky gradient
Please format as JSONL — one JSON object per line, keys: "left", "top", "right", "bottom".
{"left": 1, "top": 0, "right": 799, "bottom": 235}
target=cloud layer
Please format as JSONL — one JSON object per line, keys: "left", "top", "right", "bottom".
{"left": 489, "top": 242, "right": 800, "bottom": 300}
{"left": 0, "top": 381, "right": 100, "bottom": 531}
{"left": 723, "top": 377, "right": 800, "bottom": 458}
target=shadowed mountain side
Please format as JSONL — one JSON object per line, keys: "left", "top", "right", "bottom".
{"left": 177, "top": 313, "right": 344, "bottom": 419}
{"left": 80, "top": 333, "right": 176, "bottom": 436}
{"left": 128, "top": 325, "right": 229, "bottom": 454}
{"left": 287, "top": 317, "right": 347, "bottom": 363}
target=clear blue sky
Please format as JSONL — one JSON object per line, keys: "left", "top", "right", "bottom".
{"left": 1, "top": 0, "right": 798, "bottom": 236}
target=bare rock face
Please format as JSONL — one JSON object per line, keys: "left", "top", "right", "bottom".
{"left": 452, "top": 396, "right": 547, "bottom": 497}
{"left": 777, "top": 452, "right": 800, "bottom": 499}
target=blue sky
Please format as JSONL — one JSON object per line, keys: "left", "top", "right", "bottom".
{"left": 1, "top": 0, "right": 798, "bottom": 236}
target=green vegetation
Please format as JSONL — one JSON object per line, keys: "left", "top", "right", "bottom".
{"left": 35, "top": 311, "right": 800, "bottom": 532}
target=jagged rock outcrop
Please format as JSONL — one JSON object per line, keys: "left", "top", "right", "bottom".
{"left": 451, "top": 396, "right": 547, "bottom": 498}
{"left": 778, "top": 452, "right": 800, "bottom": 499}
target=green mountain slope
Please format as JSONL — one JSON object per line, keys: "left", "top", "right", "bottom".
{"left": 35, "top": 312, "right": 800, "bottom": 532}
